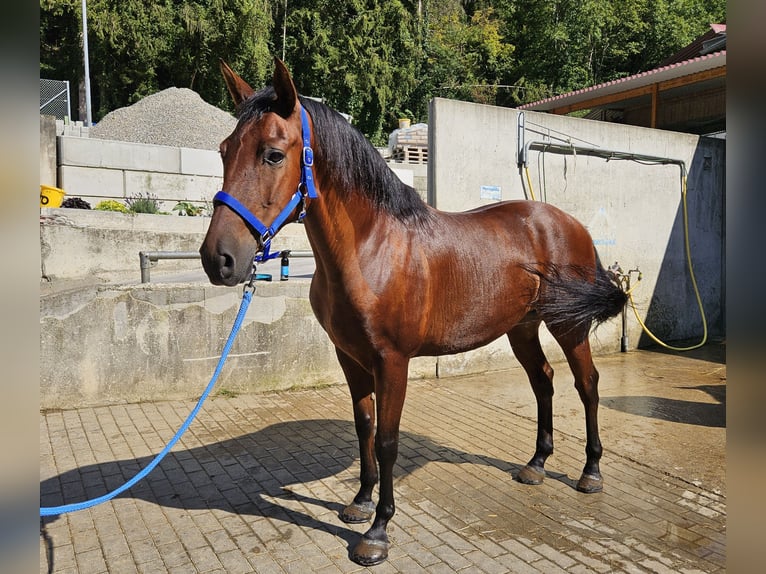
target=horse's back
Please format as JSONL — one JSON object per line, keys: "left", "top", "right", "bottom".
{"left": 443, "top": 199, "right": 597, "bottom": 267}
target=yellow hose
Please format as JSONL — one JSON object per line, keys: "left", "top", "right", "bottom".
{"left": 626, "top": 175, "right": 708, "bottom": 351}
{"left": 524, "top": 165, "right": 537, "bottom": 201}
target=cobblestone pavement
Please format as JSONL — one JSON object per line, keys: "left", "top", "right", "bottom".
{"left": 40, "top": 345, "right": 725, "bottom": 573}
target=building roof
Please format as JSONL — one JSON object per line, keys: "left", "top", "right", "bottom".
{"left": 517, "top": 24, "right": 726, "bottom": 135}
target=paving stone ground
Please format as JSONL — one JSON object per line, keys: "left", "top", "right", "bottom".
{"left": 40, "top": 345, "right": 725, "bottom": 573}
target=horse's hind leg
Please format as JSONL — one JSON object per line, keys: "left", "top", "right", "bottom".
{"left": 550, "top": 324, "right": 604, "bottom": 493}
{"left": 508, "top": 317, "right": 556, "bottom": 486}
{"left": 335, "top": 348, "right": 377, "bottom": 523}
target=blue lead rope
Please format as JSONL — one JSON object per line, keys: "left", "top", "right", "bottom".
{"left": 40, "top": 287, "right": 255, "bottom": 517}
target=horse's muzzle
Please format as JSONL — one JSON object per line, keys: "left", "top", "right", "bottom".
{"left": 199, "top": 240, "right": 251, "bottom": 286}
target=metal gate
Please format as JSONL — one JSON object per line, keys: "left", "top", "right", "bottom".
{"left": 40, "top": 79, "right": 71, "bottom": 120}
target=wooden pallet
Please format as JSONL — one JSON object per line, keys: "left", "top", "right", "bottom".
{"left": 391, "top": 145, "right": 428, "bottom": 164}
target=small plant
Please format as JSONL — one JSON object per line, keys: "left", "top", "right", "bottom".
{"left": 94, "top": 199, "right": 129, "bottom": 213}
{"left": 216, "top": 388, "right": 239, "bottom": 398}
{"left": 126, "top": 192, "right": 160, "bottom": 214}
{"left": 172, "top": 201, "right": 204, "bottom": 216}
{"left": 61, "top": 197, "right": 92, "bottom": 209}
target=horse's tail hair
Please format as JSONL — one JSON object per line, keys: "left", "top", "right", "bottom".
{"left": 524, "top": 255, "right": 627, "bottom": 334}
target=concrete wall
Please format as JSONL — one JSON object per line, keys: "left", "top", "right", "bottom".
{"left": 40, "top": 280, "right": 436, "bottom": 409}
{"left": 428, "top": 98, "right": 724, "bottom": 368}
{"left": 56, "top": 136, "right": 224, "bottom": 211}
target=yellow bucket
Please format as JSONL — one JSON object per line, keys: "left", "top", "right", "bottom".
{"left": 40, "top": 185, "right": 66, "bottom": 208}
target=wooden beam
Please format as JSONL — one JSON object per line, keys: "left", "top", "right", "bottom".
{"left": 657, "top": 66, "right": 726, "bottom": 91}
{"left": 651, "top": 83, "right": 658, "bottom": 128}
{"left": 551, "top": 85, "right": 654, "bottom": 115}
{"left": 548, "top": 66, "right": 726, "bottom": 115}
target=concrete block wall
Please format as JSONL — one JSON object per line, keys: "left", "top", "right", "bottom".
{"left": 40, "top": 115, "right": 57, "bottom": 188}
{"left": 55, "top": 118, "right": 90, "bottom": 138}
{"left": 45, "top": 125, "right": 424, "bottom": 212}
{"left": 57, "top": 136, "right": 223, "bottom": 212}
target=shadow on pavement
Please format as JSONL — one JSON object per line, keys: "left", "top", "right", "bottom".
{"left": 41, "top": 418, "right": 553, "bottom": 566}
{"left": 601, "top": 387, "right": 725, "bottom": 428}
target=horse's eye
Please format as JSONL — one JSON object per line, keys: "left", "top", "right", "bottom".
{"left": 264, "top": 149, "right": 285, "bottom": 166}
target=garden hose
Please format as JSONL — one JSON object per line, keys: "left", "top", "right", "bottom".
{"left": 625, "top": 175, "right": 708, "bottom": 351}
{"left": 523, "top": 165, "right": 537, "bottom": 201}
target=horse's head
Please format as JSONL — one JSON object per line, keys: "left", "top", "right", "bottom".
{"left": 200, "top": 58, "right": 311, "bottom": 285}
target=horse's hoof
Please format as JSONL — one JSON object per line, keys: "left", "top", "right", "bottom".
{"left": 517, "top": 464, "right": 546, "bottom": 485}
{"left": 340, "top": 501, "right": 375, "bottom": 524}
{"left": 350, "top": 537, "right": 389, "bottom": 566}
{"left": 576, "top": 473, "right": 603, "bottom": 493}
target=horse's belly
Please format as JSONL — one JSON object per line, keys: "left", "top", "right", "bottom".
{"left": 418, "top": 310, "right": 526, "bottom": 356}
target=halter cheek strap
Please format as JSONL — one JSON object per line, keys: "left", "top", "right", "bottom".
{"left": 213, "top": 105, "right": 318, "bottom": 261}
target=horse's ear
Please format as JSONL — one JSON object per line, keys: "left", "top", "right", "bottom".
{"left": 271, "top": 58, "right": 298, "bottom": 118}
{"left": 219, "top": 59, "right": 254, "bottom": 107}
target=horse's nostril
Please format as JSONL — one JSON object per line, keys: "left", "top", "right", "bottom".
{"left": 219, "top": 253, "right": 235, "bottom": 279}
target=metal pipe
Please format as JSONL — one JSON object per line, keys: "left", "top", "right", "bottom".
{"left": 521, "top": 139, "right": 687, "bottom": 178}
{"left": 80, "top": 0, "right": 93, "bottom": 126}
{"left": 621, "top": 275, "right": 630, "bottom": 353}
{"left": 139, "top": 250, "right": 315, "bottom": 283}
{"left": 139, "top": 251, "right": 200, "bottom": 283}
{"left": 516, "top": 111, "right": 525, "bottom": 166}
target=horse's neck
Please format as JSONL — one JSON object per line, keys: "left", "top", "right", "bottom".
{"left": 304, "top": 187, "right": 390, "bottom": 275}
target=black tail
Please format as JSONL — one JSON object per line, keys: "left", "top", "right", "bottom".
{"left": 524, "top": 257, "right": 627, "bottom": 333}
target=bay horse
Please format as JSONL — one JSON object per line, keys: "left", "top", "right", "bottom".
{"left": 200, "top": 58, "right": 626, "bottom": 566}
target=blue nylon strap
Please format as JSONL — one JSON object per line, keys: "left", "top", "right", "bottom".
{"left": 300, "top": 106, "right": 318, "bottom": 199}
{"left": 213, "top": 189, "right": 303, "bottom": 243}
{"left": 40, "top": 288, "right": 255, "bottom": 517}
{"left": 213, "top": 191, "right": 270, "bottom": 238}
{"left": 270, "top": 190, "right": 304, "bottom": 232}
{"left": 38, "top": 107, "right": 317, "bottom": 517}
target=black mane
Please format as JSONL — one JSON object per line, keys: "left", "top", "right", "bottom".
{"left": 236, "top": 87, "right": 432, "bottom": 225}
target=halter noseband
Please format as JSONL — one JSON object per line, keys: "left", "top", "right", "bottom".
{"left": 212, "top": 105, "right": 318, "bottom": 263}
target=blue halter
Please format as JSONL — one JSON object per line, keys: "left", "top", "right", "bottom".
{"left": 213, "top": 105, "right": 318, "bottom": 262}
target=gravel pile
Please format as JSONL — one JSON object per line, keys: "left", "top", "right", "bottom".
{"left": 90, "top": 87, "right": 237, "bottom": 150}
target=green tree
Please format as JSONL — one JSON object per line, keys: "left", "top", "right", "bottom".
{"left": 283, "top": 0, "right": 420, "bottom": 144}
{"left": 424, "top": 4, "right": 514, "bottom": 106}
{"left": 40, "top": 0, "right": 82, "bottom": 84}
{"left": 160, "top": 0, "right": 274, "bottom": 112}
{"left": 40, "top": 0, "right": 273, "bottom": 121}
{"left": 40, "top": 0, "right": 726, "bottom": 137}
{"left": 86, "top": 0, "right": 177, "bottom": 116}
{"left": 506, "top": 0, "right": 726, "bottom": 106}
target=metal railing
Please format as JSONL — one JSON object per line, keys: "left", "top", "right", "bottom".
{"left": 139, "top": 250, "right": 314, "bottom": 283}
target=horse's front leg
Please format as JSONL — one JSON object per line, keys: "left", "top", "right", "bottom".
{"left": 350, "top": 354, "right": 409, "bottom": 566}
{"left": 336, "top": 348, "right": 378, "bottom": 524}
